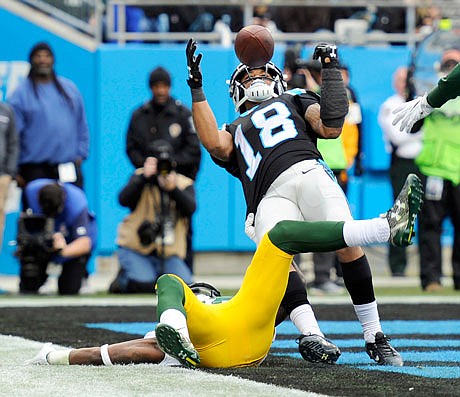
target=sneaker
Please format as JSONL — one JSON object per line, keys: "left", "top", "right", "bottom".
{"left": 309, "top": 281, "right": 344, "bottom": 296}
{"left": 155, "top": 323, "right": 200, "bottom": 369}
{"left": 297, "top": 333, "right": 341, "bottom": 364}
{"left": 365, "top": 332, "right": 403, "bottom": 366}
{"left": 386, "top": 173, "right": 423, "bottom": 247}
{"left": 424, "top": 282, "right": 442, "bottom": 292}
{"left": 24, "top": 343, "right": 55, "bottom": 365}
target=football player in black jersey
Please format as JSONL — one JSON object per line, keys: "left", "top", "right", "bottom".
{"left": 185, "top": 39, "right": 403, "bottom": 366}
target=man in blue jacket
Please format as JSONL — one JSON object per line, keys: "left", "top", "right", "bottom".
{"left": 18, "top": 179, "right": 97, "bottom": 295}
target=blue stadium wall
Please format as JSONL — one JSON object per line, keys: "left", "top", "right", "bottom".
{"left": 0, "top": 7, "right": 415, "bottom": 274}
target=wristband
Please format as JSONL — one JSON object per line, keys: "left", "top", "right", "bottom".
{"left": 191, "top": 88, "right": 206, "bottom": 102}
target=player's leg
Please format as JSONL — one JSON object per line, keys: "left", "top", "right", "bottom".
{"left": 58, "top": 255, "right": 88, "bottom": 295}
{"left": 155, "top": 274, "right": 200, "bottom": 368}
{"left": 297, "top": 165, "right": 421, "bottom": 365}
{"left": 255, "top": 165, "right": 342, "bottom": 364}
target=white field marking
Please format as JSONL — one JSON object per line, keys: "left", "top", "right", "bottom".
{"left": 1, "top": 335, "right": 325, "bottom": 397}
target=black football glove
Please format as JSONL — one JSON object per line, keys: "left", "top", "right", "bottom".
{"left": 313, "top": 43, "right": 339, "bottom": 69}
{"left": 186, "top": 38, "right": 203, "bottom": 89}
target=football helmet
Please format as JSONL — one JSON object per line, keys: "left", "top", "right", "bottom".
{"left": 228, "top": 62, "right": 287, "bottom": 112}
{"left": 189, "top": 281, "right": 221, "bottom": 304}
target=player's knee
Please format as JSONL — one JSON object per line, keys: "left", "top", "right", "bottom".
{"left": 155, "top": 274, "right": 183, "bottom": 294}
{"left": 268, "top": 220, "right": 291, "bottom": 242}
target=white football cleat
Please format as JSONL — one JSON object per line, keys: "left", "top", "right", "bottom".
{"left": 24, "top": 343, "right": 55, "bottom": 365}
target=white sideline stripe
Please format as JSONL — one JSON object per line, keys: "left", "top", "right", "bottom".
{"left": 0, "top": 295, "right": 459, "bottom": 307}
{"left": 1, "top": 335, "right": 325, "bottom": 397}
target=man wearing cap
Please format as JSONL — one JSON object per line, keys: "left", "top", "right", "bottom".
{"left": 125, "top": 66, "right": 201, "bottom": 273}
{"left": 126, "top": 66, "right": 201, "bottom": 181}
{"left": 8, "top": 42, "right": 89, "bottom": 192}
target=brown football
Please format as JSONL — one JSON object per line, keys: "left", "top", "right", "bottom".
{"left": 234, "top": 25, "right": 274, "bottom": 67}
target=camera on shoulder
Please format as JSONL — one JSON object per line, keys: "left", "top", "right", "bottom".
{"left": 16, "top": 213, "right": 55, "bottom": 260}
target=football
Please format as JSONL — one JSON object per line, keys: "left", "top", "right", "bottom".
{"left": 234, "top": 25, "right": 274, "bottom": 67}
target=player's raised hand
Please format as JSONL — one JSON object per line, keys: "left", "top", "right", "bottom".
{"left": 313, "top": 43, "right": 339, "bottom": 68}
{"left": 186, "top": 38, "right": 203, "bottom": 89}
{"left": 392, "top": 93, "right": 433, "bottom": 132}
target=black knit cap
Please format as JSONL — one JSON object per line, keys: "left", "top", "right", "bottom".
{"left": 148, "top": 67, "right": 171, "bottom": 87}
{"left": 29, "top": 42, "right": 54, "bottom": 62}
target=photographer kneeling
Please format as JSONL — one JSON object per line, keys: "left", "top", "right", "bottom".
{"left": 109, "top": 142, "right": 195, "bottom": 293}
{"left": 17, "top": 179, "right": 97, "bottom": 295}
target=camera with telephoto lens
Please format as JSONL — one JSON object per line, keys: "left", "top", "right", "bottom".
{"left": 16, "top": 213, "right": 56, "bottom": 292}
{"left": 157, "top": 149, "right": 173, "bottom": 175}
{"left": 137, "top": 218, "right": 162, "bottom": 246}
{"left": 137, "top": 216, "right": 175, "bottom": 246}
{"left": 147, "top": 139, "right": 175, "bottom": 176}
{"left": 16, "top": 213, "right": 55, "bottom": 256}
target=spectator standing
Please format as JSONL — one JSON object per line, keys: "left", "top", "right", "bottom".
{"left": 0, "top": 102, "right": 18, "bottom": 249}
{"left": 378, "top": 66, "right": 422, "bottom": 277}
{"left": 126, "top": 67, "right": 201, "bottom": 180}
{"left": 18, "top": 179, "right": 97, "bottom": 295}
{"left": 109, "top": 142, "right": 194, "bottom": 294}
{"left": 125, "top": 66, "right": 201, "bottom": 272}
{"left": 413, "top": 49, "right": 460, "bottom": 292}
{"left": 8, "top": 42, "right": 89, "bottom": 191}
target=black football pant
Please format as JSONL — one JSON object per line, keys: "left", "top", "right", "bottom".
{"left": 418, "top": 175, "right": 460, "bottom": 290}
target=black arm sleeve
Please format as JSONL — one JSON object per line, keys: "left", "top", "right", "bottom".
{"left": 126, "top": 116, "right": 145, "bottom": 169}
{"left": 118, "top": 174, "right": 147, "bottom": 210}
{"left": 320, "top": 68, "right": 349, "bottom": 128}
{"left": 170, "top": 184, "right": 196, "bottom": 217}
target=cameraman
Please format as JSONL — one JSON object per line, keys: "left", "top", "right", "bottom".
{"left": 109, "top": 142, "right": 195, "bottom": 293}
{"left": 18, "top": 179, "right": 97, "bottom": 295}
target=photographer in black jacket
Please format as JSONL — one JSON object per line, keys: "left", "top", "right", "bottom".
{"left": 109, "top": 141, "right": 195, "bottom": 293}
{"left": 125, "top": 66, "right": 201, "bottom": 273}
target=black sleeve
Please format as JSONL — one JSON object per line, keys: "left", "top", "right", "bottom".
{"left": 173, "top": 111, "right": 202, "bottom": 180}
{"left": 118, "top": 174, "right": 148, "bottom": 210}
{"left": 210, "top": 154, "right": 241, "bottom": 179}
{"left": 294, "top": 90, "right": 321, "bottom": 116}
{"left": 126, "top": 114, "right": 145, "bottom": 169}
{"left": 170, "top": 184, "right": 196, "bottom": 217}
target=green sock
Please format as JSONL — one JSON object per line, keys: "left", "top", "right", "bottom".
{"left": 156, "top": 275, "right": 186, "bottom": 318}
{"left": 268, "top": 220, "right": 347, "bottom": 255}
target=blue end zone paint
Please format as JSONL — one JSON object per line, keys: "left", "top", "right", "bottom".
{"left": 276, "top": 320, "right": 460, "bottom": 335}
{"left": 273, "top": 339, "right": 460, "bottom": 348}
{"left": 274, "top": 351, "right": 460, "bottom": 364}
{"left": 86, "top": 320, "right": 460, "bottom": 379}
{"left": 86, "top": 322, "right": 157, "bottom": 336}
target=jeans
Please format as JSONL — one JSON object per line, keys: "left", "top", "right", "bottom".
{"left": 117, "top": 247, "right": 193, "bottom": 290}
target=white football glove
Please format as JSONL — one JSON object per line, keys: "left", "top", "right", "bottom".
{"left": 392, "top": 93, "right": 434, "bottom": 133}
{"left": 244, "top": 213, "right": 256, "bottom": 242}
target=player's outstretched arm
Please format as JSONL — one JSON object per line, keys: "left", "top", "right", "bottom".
{"left": 393, "top": 63, "right": 460, "bottom": 132}
{"left": 392, "top": 93, "right": 433, "bottom": 133}
{"left": 26, "top": 338, "right": 166, "bottom": 366}
{"left": 306, "top": 43, "right": 348, "bottom": 139}
{"left": 186, "top": 39, "right": 233, "bottom": 161}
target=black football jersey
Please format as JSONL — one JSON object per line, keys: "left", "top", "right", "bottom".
{"left": 214, "top": 89, "right": 323, "bottom": 214}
